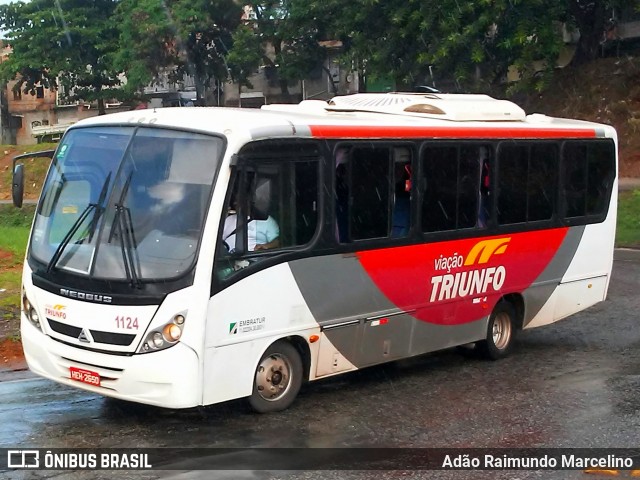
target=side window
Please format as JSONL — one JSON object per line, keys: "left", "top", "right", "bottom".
{"left": 498, "top": 145, "right": 528, "bottom": 224}
{"left": 223, "top": 162, "right": 318, "bottom": 253}
{"left": 422, "top": 145, "right": 457, "bottom": 232}
{"left": 215, "top": 142, "right": 320, "bottom": 279}
{"left": 459, "top": 146, "right": 484, "bottom": 228}
{"left": 392, "top": 147, "right": 412, "bottom": 237}
{"left": 422, "top": 144, "right": 485, "bottom": 232}
{"left": 562, "top": 140, "right": 615, "bottom": 220}
{"left": 334, "top": 144, "right": 412, "bottom": 242}
{"left": 586, "top": 143, "right": 615, "bottom": 215}
{"left": 529, "top": 144, "right": 557, "bottom": 221}
{"left": 351, "top": 146, "right": 391, "bottom": 240}
{"left": 498, "top": 142, "right": 558, "bottom": 225}
{"left": 562, "top": 144, "right": 587, "bottom": 218}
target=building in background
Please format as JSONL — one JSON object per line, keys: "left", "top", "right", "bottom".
{"left": 142, "top": 69, "right": 199, "bottom": 108}
{"left": 0, "top": 41, "right": 129, "bottom": 145}
{"left": 223, "top": 40, "right": 359, "bottom": 107}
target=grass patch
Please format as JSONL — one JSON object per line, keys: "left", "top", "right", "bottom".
{"left": 616, "top": 190, "right": 640, "bottom": 248}
{"left": 0, "top": 143, "right": 57, "bottom": 153}
{"left": 0, "top": 227, "right": 29, "bottom": 264}
{"left": 0, "top": 205, "right": 32, "bottom": 313}
{"left": 0, "top": 270, "right": 22, "bottom": 308}
{"left": 0, "top": 204, "right": 36, "bottom": 228}
{"left": 0, "top": 205, "right": 35, "bottom": 263}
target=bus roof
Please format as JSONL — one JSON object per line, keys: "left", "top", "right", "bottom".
{"left": 71, "top": 93, "right": 614, "bottom": 141}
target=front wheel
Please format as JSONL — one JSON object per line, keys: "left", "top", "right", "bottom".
{"left": 248, "top": 341, "right": 303, "bottom": 413}
{"left": 478, "top": 301, "right": 516, "bottom": 360}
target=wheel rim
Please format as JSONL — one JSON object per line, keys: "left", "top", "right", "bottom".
{"left": 492, "top": 311, "right": 512, "bottom": 350}
{"left": 255, "top": 353, "right": 293, "bottom": 402}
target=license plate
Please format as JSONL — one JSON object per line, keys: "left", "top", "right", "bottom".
{"left": 69, "top": 366, "right": 101, "bottom": 387}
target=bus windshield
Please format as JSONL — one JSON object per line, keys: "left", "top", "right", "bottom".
{"left": 30, "top": 126, "right": 223, "bottom": 282}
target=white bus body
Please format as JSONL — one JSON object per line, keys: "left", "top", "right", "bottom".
{"left": 16, "top": 94, "right": 617, "bottom": 411}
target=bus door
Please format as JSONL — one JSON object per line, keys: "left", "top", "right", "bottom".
{"left": 328, "top": 144, "right": 416, "bottom": 368}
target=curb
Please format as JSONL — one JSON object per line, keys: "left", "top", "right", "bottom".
{"left": 0, "top": 367, "right": 34, "bottom": 382}
{"left": 618, "top": 178, "right": 640, "bottom": 191}
{"left": 613, "top": 248, "right": 640, "bottom": 261}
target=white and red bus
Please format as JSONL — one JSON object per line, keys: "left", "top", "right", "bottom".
{"left": 12, "top": 93, "right": 617, "bottom": 412}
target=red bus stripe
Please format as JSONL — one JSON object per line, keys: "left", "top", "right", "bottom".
{"left": 309, "top": 125, "right": 597, "bottom": 139}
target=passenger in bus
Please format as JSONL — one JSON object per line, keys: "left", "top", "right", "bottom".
{"left": 392, "top": 162, "right": 411, "bottom": 236}
{"left": 478, "top": 147, "right": 491, "bottom": 228}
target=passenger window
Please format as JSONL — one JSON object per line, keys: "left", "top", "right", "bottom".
{"left": 498, "top": 142, "right": 557, "bottom": 225}
{"left": 422, "top": 144, "right": 485, "bottom": 232}
{"left": 529, "top": 144, "right": 557, "bottom": 221}
{"left": 563, "top": 144, "right": 588, "bottom": 218}
{"left": 334, "top": 144, "right": 412, "bottom": 242}
{"left": 498, "top": 145, "right": 528, "bottom": 224}
{"left": 586, "top": 143, "right": 615, "bottom": 216}
{"left": 562, "top": 141, "right": 615, "bottom": 219}
{"left": 350, "top": 147, "right": 391, "bottom": 240}
{"left": 392, "top": 148, "right": 412, "bottom": 237}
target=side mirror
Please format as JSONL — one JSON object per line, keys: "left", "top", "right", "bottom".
{"left": 12, "top": 163, "right": 24, "bottom": 208}
{"left": 10, "top": 149, "right": 56, "bottom": 209}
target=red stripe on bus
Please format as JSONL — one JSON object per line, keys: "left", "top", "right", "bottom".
{"left": 309, "top": 125, "right": 597, "bottom": 139}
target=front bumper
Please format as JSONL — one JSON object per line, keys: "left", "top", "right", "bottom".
{"left": 21, "top": 317, "right": 201, "bottom": 409}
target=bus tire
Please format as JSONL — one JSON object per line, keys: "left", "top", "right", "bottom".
{"left": 248, "top": 340, "right": 303, "bottom": 413}
{"left": 478, "top": 301, "right": 516, "bottom": 360}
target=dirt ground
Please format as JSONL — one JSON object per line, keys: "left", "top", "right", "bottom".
{"left": 1, "top": 56, "right": 640, "bottom": 371}
{"left": 0, "top": 338, "right": 26, "bottom": 371}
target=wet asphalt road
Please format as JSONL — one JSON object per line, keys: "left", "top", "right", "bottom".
{"left": 1, "top": 251, "right": 639, "bottom": 480}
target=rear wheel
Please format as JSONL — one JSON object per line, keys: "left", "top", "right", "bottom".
{"left": 248, "top": 340, "right": 303, "bottom": 413}
{"left": 478, "top": 301, "right": 516, "bottom": 360}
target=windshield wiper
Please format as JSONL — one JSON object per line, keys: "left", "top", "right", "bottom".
{"left": 107, "top": 172, "right": 132, "bottom": 244}
{"left": 107, "top": 173, "right": 141, "bottom": 288}
{"left": 115, "top": 203, "right": 141, "bottom": 288}
{"left": 46, "top": 174, "right": 112, "bottom": 273}
{"left": 87, "top": 172, "right": 111, "bottom": 242}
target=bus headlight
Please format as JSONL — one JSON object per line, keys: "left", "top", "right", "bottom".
{"left": 163, "top": 323, "right": 182, "bottom": 342}
{"left": 22, "top": 293, "right": 42, "bottom": 331}
{"left": 152, "top": 332, "right": 164, "bottom": 348}
{"left": 137, "top": 312, "right": 187, "bottom": 354}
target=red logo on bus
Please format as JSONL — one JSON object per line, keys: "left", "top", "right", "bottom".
{"left": 357, "top": 230, "right": 567, "bottom": 325}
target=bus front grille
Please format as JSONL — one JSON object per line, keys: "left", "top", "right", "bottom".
{"left": 47, "top": 318, "right": 136, "bottom": 346}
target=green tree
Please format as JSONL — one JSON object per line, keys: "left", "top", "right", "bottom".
{"left": 276, "top": 1, "right": 335, "bottom": 94}
{"left": 0, "top": 0, "right": 122, "bottom": 115}
{"left": 115, "top": 0, "right": 241, "bottom": 104}
{"left": 227, "top": 24, "right": 263, "bottom": 106}
{"left": 417, "top": 0, "right": 566, "bottom": 91}
{"left": 244, "top": 1, "right": 292, "bottom": 97}
{"left": 567, "top": 0, "right": 631, "bottom": 66}
{"left": 114, "top": 0, "right": 175, "bottom": 101}
{"left": 286, "top": 0, "right": 639, "bottom": 93}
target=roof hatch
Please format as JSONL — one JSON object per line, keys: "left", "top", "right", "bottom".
{"left": 325, "top": 93, "right": 526, "bottom": 121}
